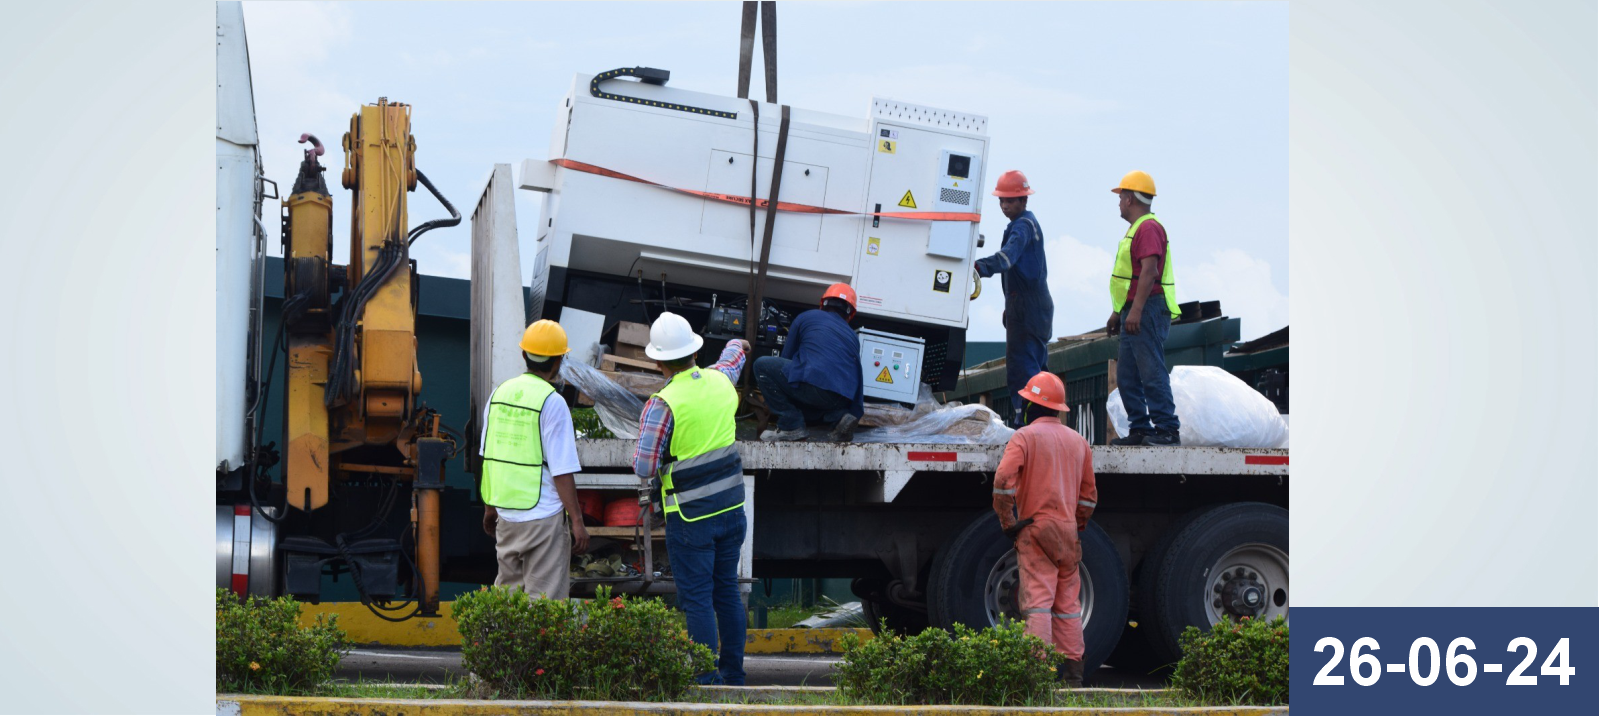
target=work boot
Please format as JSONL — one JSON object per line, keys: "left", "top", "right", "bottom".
{"left": 1141, "top": 430, "right": 1182, "bottom": 447}
{"left": 760, "top": 427, "right": 808, "bottom": 442}
{"left": 1109, "top": 428, "right": 1149, "bottom": 446}
{"left": 1059, "top": 658, "right": 1085, "bottom": 688}
{"left": 828, "top": 413, "right": 859, "bottom": 442}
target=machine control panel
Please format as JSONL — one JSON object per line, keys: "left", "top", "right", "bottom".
{"left": 858, "top": 328, "right": 926, "bottom": 404}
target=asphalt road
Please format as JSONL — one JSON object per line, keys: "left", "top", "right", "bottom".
{"left": 336, "top": 648, "right": 839, "bottom": 687}
{"left": 335, "top": 648, "right": 1165, "bottom": 689}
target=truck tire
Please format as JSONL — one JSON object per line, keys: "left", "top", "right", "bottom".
{"left": 853, "top": 578, "right": 930, "bottom": 635}
{"left": 1110, "top": 507, "right": 1208, "bottom": 674}
{"left": 927, "top": 511, "right": 1128, "bottom": 676}
{"left": 1145, "top": 502, "right": 1289, "bottom": 666}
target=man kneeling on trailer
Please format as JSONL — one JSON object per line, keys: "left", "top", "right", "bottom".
{"left": 992, "top": 371, "right": 1099, "bottom": 686}
{"left": 753, "top": 282, "right": 865, "bottom": 442}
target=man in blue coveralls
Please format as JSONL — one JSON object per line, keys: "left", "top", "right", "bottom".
{"left": 975, "top": 169, "right": 1054, "bottom": 428}
{"left": 753, "top": 283, "right": 866, "bottom": 442}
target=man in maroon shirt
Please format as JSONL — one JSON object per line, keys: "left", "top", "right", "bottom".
{"left": 1107, "top": 171, "right": 1182, "bottom": 446}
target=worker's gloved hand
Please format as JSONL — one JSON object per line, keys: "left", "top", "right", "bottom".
{"left": 1003, "top": 517, "right": 1034, "bottom": 542}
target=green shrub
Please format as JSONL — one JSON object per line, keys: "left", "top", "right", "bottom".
{"left": 215, "top": 588, "right": 346, "bottom": 694}
{"left": 453, "top": 585, "right": 714, "bottom": 701}
{"left": 570, "top": 408, "right": 616, "bottom": 439}
{"left": 833, "top": 620, "right": 1063, "bottom": 706}
{"left": 1172, "top": 615, "right": 1289, "bottom": 705}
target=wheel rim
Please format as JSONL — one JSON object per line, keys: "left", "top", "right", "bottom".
{"left": 1204, "top": 543, "right": 1288, "bottom": 625}
{"left": 984, "top": 548, "right": 1095, "bottom": 629}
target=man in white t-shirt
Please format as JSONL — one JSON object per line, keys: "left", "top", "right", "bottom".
{"left": 478, "top": 319, "right": 588, "bottom": 599}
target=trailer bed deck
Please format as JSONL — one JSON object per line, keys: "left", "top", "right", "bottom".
{"left": 574, "top": 439, "right": 1288, "bottom": 476}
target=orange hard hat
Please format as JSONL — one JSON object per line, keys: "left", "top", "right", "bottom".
{"left": 822, "top": 282, "right": 858, "bottom": 317}
{"left": 1018, "top": 372, "right": 1068, "bottom": 411}
{"left": 992, "top": 170, "right": 1035, "bottom": 198}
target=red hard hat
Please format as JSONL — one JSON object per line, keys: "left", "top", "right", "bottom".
{"left": 991, "top": 170, "right": 1035, "bottom": 198}
{"left": 822, "top": 282, "right": 858, "bottom": 317}
{"left": 1018, "top": 372, "right": 1068, "bottom": 411}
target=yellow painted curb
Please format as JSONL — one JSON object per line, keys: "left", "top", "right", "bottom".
{"left": 219, "top": 695, "right": 1289, "bottom": 715}
{"left": 299, "top": 602, "right": 461, "bottom": 647}
{"left": 299, "top": 602, "right": 872, "bottom": 652}
{"left": 745, "top": 628, "right": 873, "bottom": 654}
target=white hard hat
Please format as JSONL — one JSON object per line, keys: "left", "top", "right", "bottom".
{"left": 645, "top": 312, "right": 705, "bottom": 361}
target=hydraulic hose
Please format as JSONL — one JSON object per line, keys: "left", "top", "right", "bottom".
{"left": 407, "top": 170, "right": 461, "bottom": 246}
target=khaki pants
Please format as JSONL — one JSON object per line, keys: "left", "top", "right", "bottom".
{"left": 494, "top": 512, "right": 570, "bottom": 600}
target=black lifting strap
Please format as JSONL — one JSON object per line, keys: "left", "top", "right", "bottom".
{"left": 736, "top": 2, "right": 777, "bottom": 102}
{"left": 737, "top": 2, "right": 758, "bottom": 100}
{"left": 744, "top": 98, "right": 760, "bottom": 350}
{"left": 742, "top": 103, "right": 791, "bottom": 353}
{"left": 738, "top": 2, "right": 784, "bottom": 352}
{"left": 760, "top": 1, "right": 777, "bottom": 104}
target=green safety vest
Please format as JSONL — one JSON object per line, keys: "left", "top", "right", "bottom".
{"left": 1109, "top": 213, "right": 1181, "bottom": 319}
{"left": 480, "top": 373, "right": 557, "bottom": 510}
{"left": 655, "top": 367, "right": 745, "bottom": 522}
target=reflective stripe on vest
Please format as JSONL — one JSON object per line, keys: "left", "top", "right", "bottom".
{"left": 655, "top": 367, "right": 745, "bottom": 522}
{"left": 480, "top": 373, "right": 556, "bottom": 510}
{"left": 1109, "top": 213, "right": 1181, "bottom": 319}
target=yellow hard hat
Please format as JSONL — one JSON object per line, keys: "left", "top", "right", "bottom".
{"left": 520, "top": 319, "right": 570, "bottom": 357}
{"left": 1112, "top": 170, "right": 1157, "bottom": 197}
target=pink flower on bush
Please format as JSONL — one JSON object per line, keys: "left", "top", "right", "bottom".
{"left": 536, "top": 668, "right": 545, "bottom": 676}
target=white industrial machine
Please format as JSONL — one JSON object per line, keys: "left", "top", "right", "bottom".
{"left": 519, "top": 69, "right": 989, "bottom": 389}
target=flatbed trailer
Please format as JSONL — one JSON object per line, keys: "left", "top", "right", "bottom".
{"left": 571, "top": 438, "right": 1289, "bottom": 675}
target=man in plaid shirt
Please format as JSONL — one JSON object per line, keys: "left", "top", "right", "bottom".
{"left": 631, "top": 312, "right": 750, "bottom": 685}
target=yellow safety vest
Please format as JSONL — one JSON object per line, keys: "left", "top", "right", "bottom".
{"left": 655, "top": 367, "right": 744, "bottom": 522}
{"left": 480, "top": 373, "right": 556, "bottom": 510}
{"left": 1109, "top": 213, "right": 1180, "bottom": 319}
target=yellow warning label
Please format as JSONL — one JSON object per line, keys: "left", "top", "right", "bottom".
{"left": 875, "top": 367, "right": 894, "bottom": 384}
{"left": 878, "top": 139, "right": 896, "bottom": 154}
{"left": 898, "top": 190, "right": 917, "bottom": 209}
{"left": 866, "top": 237, "right": 881, "bottom": 256}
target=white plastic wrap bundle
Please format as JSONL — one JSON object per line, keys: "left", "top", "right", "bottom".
{"left": 560, "top": 358, "right": 644, "bottom": 439}
{"left": 1107, "top": 366, "right": 1289, "bottom": 448}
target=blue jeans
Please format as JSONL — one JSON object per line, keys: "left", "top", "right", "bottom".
{"left": 1118, "top": 299, "right": 1180, "bottom": 434}
{"left": 1004, "top": 291, "right": 1054, "bottom": 428}
{"left": 666, "top": 507, "right": 747, "bottom": 685}
{"left": 753, "top": 356, "right": 851, "bottom": 431}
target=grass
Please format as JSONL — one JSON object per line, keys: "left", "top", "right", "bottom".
{"left": 757, "top": 604, "right": 814, "bottom": 629}
{"left": 319, "top": 682, "right": 460, "bottom": 699}
{"left": 256, "top": 681, "right": 1214, "bottom": 708}
{"left": 678, "top": 687, "right": 1213, "bottom": 708}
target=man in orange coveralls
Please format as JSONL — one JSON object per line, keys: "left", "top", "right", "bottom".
{"left": 992, "top": 371, "right": 1099, "bottom": 687}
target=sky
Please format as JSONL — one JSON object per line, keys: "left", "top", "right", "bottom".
{"left": 240, "top": 1, "right": 1287, "bottom": 342}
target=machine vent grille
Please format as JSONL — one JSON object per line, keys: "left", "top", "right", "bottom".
{"left": 871, "top": 98, "right": 988, "bottom": 133}
{"left": 939, "top": 188, "right": 972, "bottom": 206}
{"left": 922, "top": 336, "right": 948, "bottom": 386}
